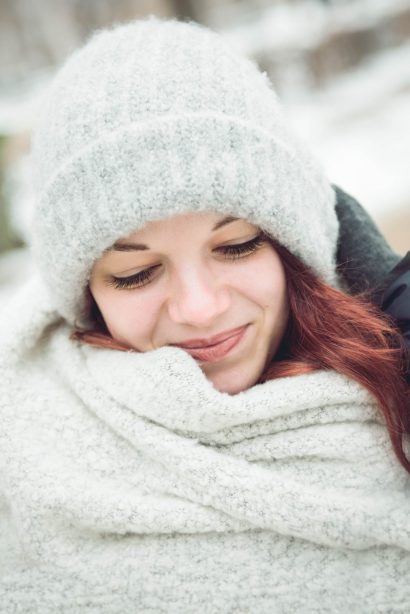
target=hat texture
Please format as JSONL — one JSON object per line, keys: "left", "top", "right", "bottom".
{"left": 30, "top": 15, "right": 339, "bottom": 328}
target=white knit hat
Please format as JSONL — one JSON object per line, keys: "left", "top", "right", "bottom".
{"left": 29, "top": 15, "right": 339, "bottom": 328}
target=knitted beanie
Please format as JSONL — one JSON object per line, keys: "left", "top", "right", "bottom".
{"left": 29, "top": 15, "right": 339, "bottom": 329}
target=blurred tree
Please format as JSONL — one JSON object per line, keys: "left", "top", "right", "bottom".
{"left": 0, "top": 136, "right": 24, "bottom": 253}
{"left": 0, "top": 0, "right": 177, "bottom": 89}
{"left": 173, "top": 0, "right": 199, "bottom": 20}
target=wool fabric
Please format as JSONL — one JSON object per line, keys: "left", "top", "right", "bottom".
{"left": 1, "top": 275, "right": 410, "bottom": 613}
{"left": 29, "top": 15, "right": 338, "bottom": 328}
{"left": 4, "top": 15, "right": 410, "bottom": 614}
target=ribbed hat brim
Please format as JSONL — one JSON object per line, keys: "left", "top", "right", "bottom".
{"left": 32, "top": 113, "right": 338, "bottom": 327}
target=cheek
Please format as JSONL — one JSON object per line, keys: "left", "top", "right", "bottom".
{"left": 231, "top": 252, "right": 288, "bottom": 311}
{"left": 93, "top": 288, "right": 161, "bottom": 346}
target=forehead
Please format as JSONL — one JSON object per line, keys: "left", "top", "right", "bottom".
{"left": 115, "top": 212, "right": 256, "bottom": 245}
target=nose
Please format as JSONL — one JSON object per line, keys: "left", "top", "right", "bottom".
{"left": 167, "top": 262, "right": 231, "bottom": 327}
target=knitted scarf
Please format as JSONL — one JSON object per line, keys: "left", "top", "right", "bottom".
{"left": 1, "top": 274, "right": 410, "bottom": 614}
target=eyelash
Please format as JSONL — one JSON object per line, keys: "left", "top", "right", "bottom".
{"left": 108, "top": 233, "right": 266, "bottom": 290}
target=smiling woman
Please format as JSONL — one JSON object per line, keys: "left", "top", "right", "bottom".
{"left": 1, "top": 14, "right": 410, "bottom": 614}
{"left": 86, "top": 213, "right": 289, "bottom": 394}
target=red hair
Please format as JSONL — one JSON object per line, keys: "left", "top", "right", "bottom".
{"left": 71, "top": 240, "right": 410, "bottom": 473}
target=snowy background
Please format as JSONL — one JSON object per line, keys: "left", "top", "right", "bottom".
{"left": 0, "top": 0, "right": 409, "bottom": 303}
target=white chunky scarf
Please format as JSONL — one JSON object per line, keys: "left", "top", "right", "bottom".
{"left": 1, "top": 274, "right": 410, "bottom": 614}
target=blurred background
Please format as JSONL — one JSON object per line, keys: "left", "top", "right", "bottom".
{"left": 1, "top": 0, "right": 409, "bottom": 301}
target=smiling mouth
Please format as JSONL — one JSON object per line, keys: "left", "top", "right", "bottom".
{"left": 172, "top": 325, "right": 248, "bottom": 350}
{"left": 178, "top": 325, "right": 249, "bottom": 363}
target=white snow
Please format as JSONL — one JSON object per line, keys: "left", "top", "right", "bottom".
{"left": 220, "top": 0, "right": 410, "bottom": 56}
{"left": 0, "top": 70, "right": 51, "bottom": 134}
{"left": 284, "top": 41, "right": 410, "bottom": 217}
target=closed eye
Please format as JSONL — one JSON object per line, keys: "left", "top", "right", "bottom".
{"left": 214, "top": 233, "right": 265, "bottom": 259}
{"left": 107, "top": 265, "right": 162, "bottom": 290}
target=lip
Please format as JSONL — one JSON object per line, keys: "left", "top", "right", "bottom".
{"left": 172, "top": 325, "right": 248, "bottom": 349}
{"left": 173, "top": 325, "right": 249, "bottom": 363}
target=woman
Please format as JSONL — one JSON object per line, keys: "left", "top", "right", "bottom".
{"left": 1, "top": 16, "right": 409, "bottom": 613}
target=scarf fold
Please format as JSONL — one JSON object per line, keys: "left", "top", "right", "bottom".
{"left": 1, "top": 275, "right": 410, "bottom": 613}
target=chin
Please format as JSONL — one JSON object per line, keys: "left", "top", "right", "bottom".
{"left": 206, "top": 368, "right": 260, "bottom": 395}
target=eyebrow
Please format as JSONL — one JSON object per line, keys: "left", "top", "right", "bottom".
{"left": 212, "top": 215, "right": 239, "bottom": 231}
{"left": 105, "top": 215, "right": 239, "bottom": 252}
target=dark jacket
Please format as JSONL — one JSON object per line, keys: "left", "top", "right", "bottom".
{"left": 334, "top": 185, "right": 409, "bottom": 382}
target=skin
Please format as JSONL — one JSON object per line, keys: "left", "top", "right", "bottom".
{"left": 89, "top": 212, "right": 289, "bottom": 394}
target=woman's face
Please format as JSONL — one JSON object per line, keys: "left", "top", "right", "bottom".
{"left": 89, "top": 212, "right": 289, "bottom": 394}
